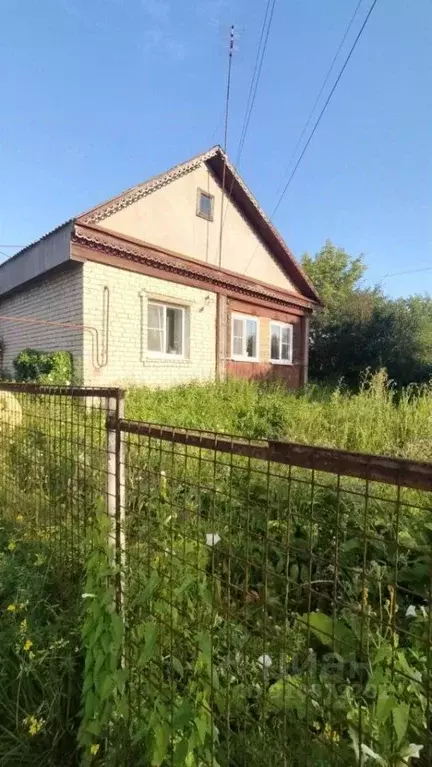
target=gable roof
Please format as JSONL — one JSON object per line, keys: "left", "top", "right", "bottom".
{"left": 77, "top": 146, "right": 321, "bottom": 305}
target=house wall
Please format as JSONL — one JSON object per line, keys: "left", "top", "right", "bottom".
{"left": 81, "top": 261, "right": 217, "bottom": 387}
{"left": 96, "top": 163, "right": 298, "bottom": 294}
{"left": 225, "top": 298, "right": 305, "bottom": 389}
{"left": 0, "top": 264, "right": 83, "bottom": 377}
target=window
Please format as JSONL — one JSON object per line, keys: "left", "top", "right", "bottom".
{"left": 196, "top": 189, "right": 214, "bottom": 221}
{"left": 147, "top": 302, "right": 185, "bottom": 357}
{"left": 270, "top": 322, "right": 293, "bottom": 364}
{"left": 231, "top": 314, "right": 259, "bottom": 361}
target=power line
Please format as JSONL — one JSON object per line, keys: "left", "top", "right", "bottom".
{"left": 0, "top": 244, "right": 25, "bottom": 248}
{"left": 235, "top": 0, "right": 277, "bottom": 167}
{"left": 272, "top": 0, "right": 365, "bottom": 204}
{"left": 242, "top": 0, "right": 379, "bottom": 278}
{"left": 220, "top": 2, "right": 277, "bottom": 248}
{"left": 372, "top": 266, "right": 432, "bottom": 281}
{"left": 272, "top": 0, "right": 379, "bottom": 218}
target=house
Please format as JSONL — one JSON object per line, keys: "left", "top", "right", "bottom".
{"left": 0, "top": 146, "right": 321, "bottom": 388}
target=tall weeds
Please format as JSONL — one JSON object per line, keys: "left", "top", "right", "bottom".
{"left": 126, "top": 370, "right": 432, "bottom": 460}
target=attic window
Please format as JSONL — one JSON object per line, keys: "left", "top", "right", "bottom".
{"left": 197, "top": 189, "right": 214, "bottom": 221}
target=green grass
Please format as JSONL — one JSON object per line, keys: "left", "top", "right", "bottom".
{"left": 126, "top": 369, "right": 432, "bottom": 460}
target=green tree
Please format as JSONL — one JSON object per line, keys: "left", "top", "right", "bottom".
{"left": 301, "top": 242, "right": 432, "bottom": 387}
{"left": 302, "top": 240, "right": 366, "bottom": 310}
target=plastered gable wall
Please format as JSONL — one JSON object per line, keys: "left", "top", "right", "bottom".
{"left": 96, "top": 163, "right": 298, "bottom": 294}
{"left": 82, "top": 261, "right": 217, "bottom": 387}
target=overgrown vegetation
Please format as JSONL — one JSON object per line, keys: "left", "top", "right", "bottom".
{"left": 0, "top": 519, "right": 82, "bottom": 765}
{"left": 0, "top": 373, "right": 430, "bottom": 765}
{"left": 127, "top": 370, "right": 432, "bottom": 460}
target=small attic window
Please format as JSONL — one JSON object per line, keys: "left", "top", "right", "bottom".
{"left": 197, "top": 189, "right": 214, "bottom": 221}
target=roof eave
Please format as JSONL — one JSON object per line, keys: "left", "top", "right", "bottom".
{"left": 206, "top": 151, "right": 322, "bottom": 306}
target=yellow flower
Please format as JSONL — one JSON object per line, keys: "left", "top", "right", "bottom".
{"left": 323, "top": 723, "right": 340, "bottom": 745}
{"left": 20, "top": 619, "right": 27, "bottom": 634}
{"left": 16, "top": 514, "right": 24, "bottom": 522}
{"left": 6, "top": 604, "right": 16, "bottom": 613}
{"left": 23, "top": 715, "right": 45, "bottom": 736}
{"left": 7, "top": 540, "right": 16, "bottom": 552}
{"left": 90, "top": 743, "right": 100, "bottom": 756}
{"left": 23, "top": 639, "right": 33, "bottom": 652}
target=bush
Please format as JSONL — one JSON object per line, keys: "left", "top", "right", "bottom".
{"left": 13, "top": 349, "right": 73, "bottom": 385}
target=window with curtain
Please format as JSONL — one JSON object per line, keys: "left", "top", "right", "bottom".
{"left": 147, "top": 302, "right": 185, "bottom": 356}
{"left": 231, "top": 314, "right": 259, "bottom": 361}
{"left": 270, "top": 321, "right": 293, "bottom": 364}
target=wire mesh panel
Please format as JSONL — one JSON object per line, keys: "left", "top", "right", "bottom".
{"left": 0, "top": 384, "right": 116, "bottom": 576}
{"left": 121, "top": 422, "right": 432, "bottom": 767}
{"left": 0, "top": 383, "right": 122, "bottom": 764}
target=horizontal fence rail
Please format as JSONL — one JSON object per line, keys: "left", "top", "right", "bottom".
{"left": 0, "top": 381, "right": 121, "bottom": 398}
{"left": 115, "top": 418, "right": 432, "bottom": 492}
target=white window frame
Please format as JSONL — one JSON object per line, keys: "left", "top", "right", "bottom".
{"left": 269, "top": 321, "right": 293, "bottom": 365}
{"left": 147, "top": 301, "right": 186, "bottom": 359}
{"left": 231, "top": 313, "right": 260, "bottom": 362}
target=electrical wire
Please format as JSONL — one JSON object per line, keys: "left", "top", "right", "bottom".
{"left": 372, "top": 265, "right": 432, "bottom": 281}
{"left": 242, "top": 0, "right": 379, "bottom": 278}
{"left": 272, "top": 0, "right": 365, "bottom": 204}
{"left": 219, "top": 1, "right": 277, "bottom": 251}
{"left": 235, "top": 0, "right": 277, "bottom": 167}
{"left": 218, "top": 25, "right": 235, "bottom": 267}
{"left": 272, "top": 0, "right": 379, "bottom": 218}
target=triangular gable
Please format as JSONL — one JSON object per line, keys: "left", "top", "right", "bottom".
{"left": 78, "top": 147, "right": 321, "bottom": 304}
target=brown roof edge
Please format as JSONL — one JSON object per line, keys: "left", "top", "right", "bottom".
{"left": 72, "top": 223, "right": 317, "bottom": 313}
{"left": 76, "top": 146, "right": 219, "bottom": 223}
{"left": 207, "top": 151, "right": 322, "bottom": 305}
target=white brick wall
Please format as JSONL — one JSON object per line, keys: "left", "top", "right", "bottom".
{"left": 82, "top": 262, "right": 217, "bottom": 387}
{"left": 0, "top": 265, "right": 83, "bottom": 377}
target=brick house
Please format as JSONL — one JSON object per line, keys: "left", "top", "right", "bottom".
{"left": 0, "top": 146, "right": 321, "bottom": 388}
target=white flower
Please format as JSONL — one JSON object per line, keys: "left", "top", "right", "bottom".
{"left": 206, "top": 533, "right": 221, "bottom": 547}
{"left": 257, "top": 654, "right": 272, "bottom": 669}
{"left": 405, "top": 605, "right": 417, "bottom": 618}
{"left": 82, "top": 593, "right": 95, "bottom": 599}
{"left": 361, "top": 744, "right": 385, "bottom": 763}
{"left": 398, "top": 744, "right": 423, "bottom": 763}
{"left": 349, "top": 730, "right": 385, "bottom": 764}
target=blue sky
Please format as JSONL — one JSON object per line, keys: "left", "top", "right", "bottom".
{"left": 0, "top": 0, "right": 430, "bottom": 298}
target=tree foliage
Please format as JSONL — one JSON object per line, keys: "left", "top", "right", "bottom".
{"left": 302, "top": 241, "right": 432, "bottom": 387}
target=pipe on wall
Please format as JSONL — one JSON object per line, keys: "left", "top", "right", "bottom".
{"left": 0, "top": 314, "right": 108, "bottom": 370}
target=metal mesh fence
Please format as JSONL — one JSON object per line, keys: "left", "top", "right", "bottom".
{"left": 0, "top": 383, "right": 431, "bottom": 765}
{"left": 0, "top": 384, "right": 114, "bottom": 573}
{"left": 121, "top": 422, "right": 432, "bottom": 767}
